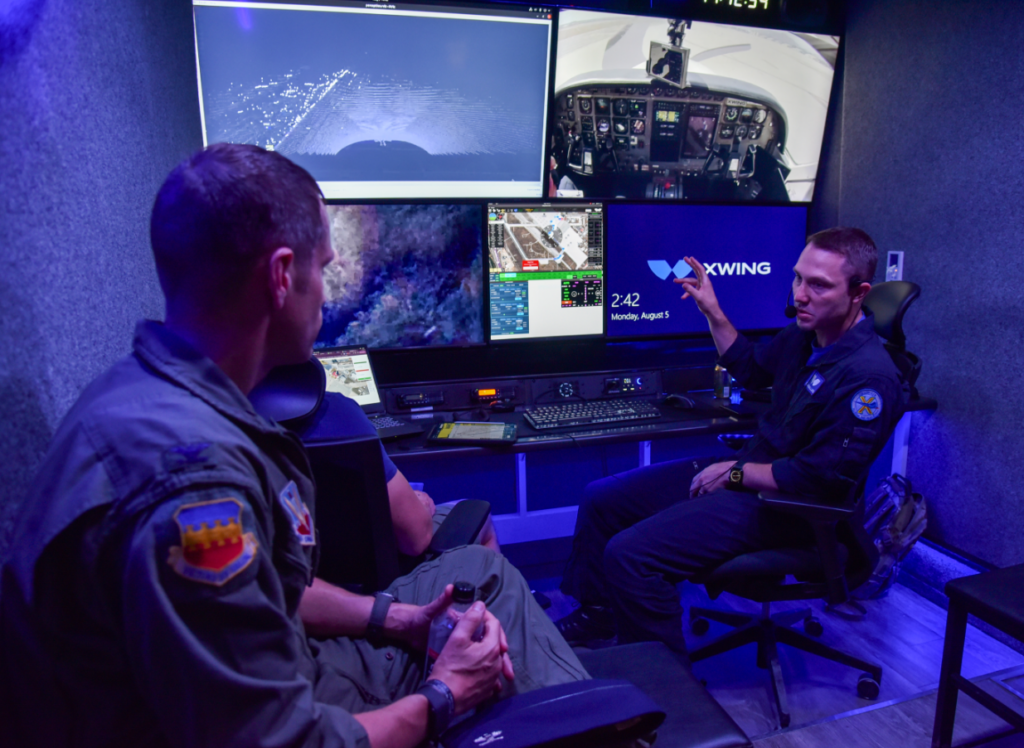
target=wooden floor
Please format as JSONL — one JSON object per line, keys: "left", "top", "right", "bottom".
{"left": 754, "top": 670, "right": 1024, "bottom": 748}
{"left": 536, "top": 578, "right": 1024, "bottom": 745}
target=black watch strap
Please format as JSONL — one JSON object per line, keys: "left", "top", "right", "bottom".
{"left": 728, "top": 462, "right": 746, "bottom": 489}
{"left": 417, "top": 679, "right": 455, "bottom": 740}
{"left": 366, "top": 592, "right": 394, "bottom": 645}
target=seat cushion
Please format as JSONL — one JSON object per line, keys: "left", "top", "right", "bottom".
{"left": 577, "top": 642, "right": 751, "bottom": 748}
{"left": 946, "top": 563, "right": 1024, "bottom": 642}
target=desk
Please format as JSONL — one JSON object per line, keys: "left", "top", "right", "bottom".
{"left": 383, "top": 397, "right": 750, "bottom": 544}
{"left": 301, "top": 391, "right": 935, "bottom": 546}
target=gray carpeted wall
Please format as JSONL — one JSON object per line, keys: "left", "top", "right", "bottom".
{"left": 0, "top": 0, "right": 200, "bottom": 553}
{"left": 836, "top": 0, "right": 1024, "bottom": 566}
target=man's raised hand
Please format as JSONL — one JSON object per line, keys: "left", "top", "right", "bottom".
{"left": 674, "top": 256, "right": 722, "bottom": 318}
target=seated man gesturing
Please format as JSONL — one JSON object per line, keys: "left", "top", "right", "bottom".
{"left": 556, "top": 228, "right": 907, "bottom": 653}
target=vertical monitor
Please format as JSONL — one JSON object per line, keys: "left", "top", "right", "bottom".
{"left": 315, "top": 203, "right": 484, "bottom": 351}
{"left": 192, "top": 1, "right": 555, "bottom": 199}
{"left": 605, "top": 203, "right": 807, "bottom": 339}
{"left": 549, "top": 10, "right": 838, "bottom": 203}
{"left": 488, "top": 202, "right": 605, "bottom": 341}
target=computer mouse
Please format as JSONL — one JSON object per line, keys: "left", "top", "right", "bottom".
{"left": 663, "top": 393, "right": 697, "bottom": 410}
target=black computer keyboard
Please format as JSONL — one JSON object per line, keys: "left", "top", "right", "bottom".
{"left": 524, "top": 398, "right": 662, "bottom": 430}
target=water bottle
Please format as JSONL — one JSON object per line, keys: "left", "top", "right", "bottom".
{"left": 425, "top": 581, "right": 477, "bottom": 673}
{"left": 714, "top": 365, "right": 732, "bottom": 400}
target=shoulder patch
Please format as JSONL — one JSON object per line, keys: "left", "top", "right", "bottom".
{"left": 278, "top": 481, "right": 316, "bottom": 546}
{"left": 851, "top": 389, "right": 883, "bottom": 421}
{"left": 167, "top": 498, "right": 258, "bottom": 586}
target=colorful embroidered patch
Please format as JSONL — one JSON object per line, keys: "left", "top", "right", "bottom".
{"left": 851, "top": 389, "right": 883, "bottom": 421}
{"left": 167, "top": 498, "right": 257, "bottom": 586}
{"left": 805, "top": 370, "right": 825, "bottom": 395}
{"left": 279, "top": 480, "right": 315, "bottom": 546}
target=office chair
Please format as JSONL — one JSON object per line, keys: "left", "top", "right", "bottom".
{"left": 687, "top": 280, "right": 922, "bottom": 729}
{"left": 250, "top": 360, "right": 492, "bottom": 592}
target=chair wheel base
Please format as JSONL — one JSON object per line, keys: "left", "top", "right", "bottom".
{"left": 857, "top": 672, "right": 880, "bottom": 699}
{"left": 803, "top": 616, "right": 823, "bottom": 637}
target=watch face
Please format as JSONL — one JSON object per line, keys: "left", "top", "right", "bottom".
{"left": 729, "top": 468, "right": 743, "bottom": 484}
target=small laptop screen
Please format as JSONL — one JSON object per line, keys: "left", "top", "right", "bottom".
{"left": 315, "top": 347, "right": 382, "bottom": 410}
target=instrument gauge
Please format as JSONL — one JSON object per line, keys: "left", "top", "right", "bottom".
{"left": 753, "top": 109, "right": 767, "bottom": 124}
{"left": 579, "top": 98, "right": 592, "bottom": 114}
{"left": 724, "top": 107, "right": 738, "bottom": 122}
{"left": 597, "top": 118, "right": 610, "bottom": 134}
{"left": 740, "top": 108, "right": 753, "bottom": 122}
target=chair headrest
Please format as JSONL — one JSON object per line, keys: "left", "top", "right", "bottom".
{"left": 863, "top": 280, "right": 921, "bottom": 349}
{"left": 249, "top": 356, "right": 326, "bottom": 427}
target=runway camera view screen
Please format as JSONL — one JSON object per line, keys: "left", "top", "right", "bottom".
{"left": 193, "top": 1, "right": 555, "bottom": 199}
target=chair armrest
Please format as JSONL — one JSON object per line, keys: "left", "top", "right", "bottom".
{"left": 429, "top": 500, "right": 491, "bottom": 554}
{"left": 757, "top": 490, "right": 855, "bottom": 523}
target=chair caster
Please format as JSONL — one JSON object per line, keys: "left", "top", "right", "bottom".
{"left": 690, "top": 617, "right": 710, "bottom": 636}
{"left": 857, "top": 672, "right": 880, "bottom": 699}
{"left": 803, "top": 616, "right": 823, "bottom": 637}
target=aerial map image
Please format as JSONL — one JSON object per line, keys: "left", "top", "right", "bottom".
{"left": 488, "top": 209, "right": 594, "bottom": 273}
{"left": 315, "top": 203, "right": 484, "bottom": 350}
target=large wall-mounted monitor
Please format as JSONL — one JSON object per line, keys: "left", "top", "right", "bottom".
{"left": 549, "top": 10, "right": 838, "bottom": 203}
{"left": 605, "top": 203, "right": 807, "bottom": 339}
{"left": 192, "top": 1, "right": 555, "bottom": 199}
{"left": 488, "top": 202, "right": 605, "bottom": 341}
{"left": 315, "top": 203, "right": 484, "bottom": 350}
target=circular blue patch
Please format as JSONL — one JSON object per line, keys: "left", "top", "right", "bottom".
{"left": 851, "top": 389, "right": 883, "bottom": 421}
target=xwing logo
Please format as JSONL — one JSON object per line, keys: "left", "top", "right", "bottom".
{"left": 647, "top": 260, "right": 772, "bottom": 279}
{"left": 647, "top": 260, "right": 692, "bottom": 280}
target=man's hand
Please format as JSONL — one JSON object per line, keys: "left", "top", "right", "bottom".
{"left": 430, "top": 601, "right": 515, "bottom": 715}
{"left": 689, "top": 461, "right": 737, "bottom": 498}
{"left": 384, "top": 585, "right": 454, "bottom": 651}
{"left": 674, "top": 257, "right": 722, "bottom": 318}
{"left": 414, "top": 490, "right": 436, "bottom": 517}
{"left": 673, "top": 256, "right": 739, "bottom": 356}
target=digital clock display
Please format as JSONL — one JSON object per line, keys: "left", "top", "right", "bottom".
{"left": 703, "top": 0, "right": 772, "bottom": 10}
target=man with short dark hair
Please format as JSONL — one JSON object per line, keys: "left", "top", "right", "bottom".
{"left": 556, "top": 227, "right": 907, "bottom": 654}
{"left": 0, "top": 143, "right": 586, "bottom": 748}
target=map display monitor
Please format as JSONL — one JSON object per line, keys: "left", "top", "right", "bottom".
{"left": 605, "top": 203, "right": 807, "bottom": 339}
{"left": 549, "top": 10, "right": 839, "bottom": 203}
{"left": 192, "top": 1, "right": 555, "bottom": 199}
{"left": 488, "top": 202, "right": 604, "bottom": 341}
{"left": 315, "top": 203, "right": 484, "bottom": 351}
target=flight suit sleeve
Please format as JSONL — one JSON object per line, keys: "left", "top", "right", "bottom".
{"left": 719, "top": 328, "right": 792, "bottom": 391}
{"left": 119, "top": 484, "right": 371, "bottom": 748}
{"left": 770, "top": 375, "right": 902, "bottom": 500}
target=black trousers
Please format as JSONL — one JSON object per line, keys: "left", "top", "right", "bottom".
{"left": 561, "top": 457, "right": 815, "bottom": 654}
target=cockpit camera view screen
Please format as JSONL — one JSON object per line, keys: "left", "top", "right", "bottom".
{"left": 315, "top": 204, "right": 484, "bottom": 350}
{"left": 605, "top": 203, "right": 807, "bottom": 339}
{"left": 488, "top": 203, "right": 605, "bottom": 341}
{"left": 193, "top": 1, "right": 554, "bottom": 199}
{"left": 550, "top": 10, "right": 838, "bottom": 203}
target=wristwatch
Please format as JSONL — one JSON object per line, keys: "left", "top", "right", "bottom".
{"left": 417, "top": 678, "right": 455, "bottom": 740}
{"left": 727, "top": 463, "right": 745, "bottom": 489}
{"left": 366, "top": 592, "right": 394, "bottom": 645}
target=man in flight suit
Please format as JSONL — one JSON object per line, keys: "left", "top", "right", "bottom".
{"left": 0, "top": 143, "right": 587, "bottom": 748}
{"left": 556, "top": 228, "right": 907, "bottom": 655}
